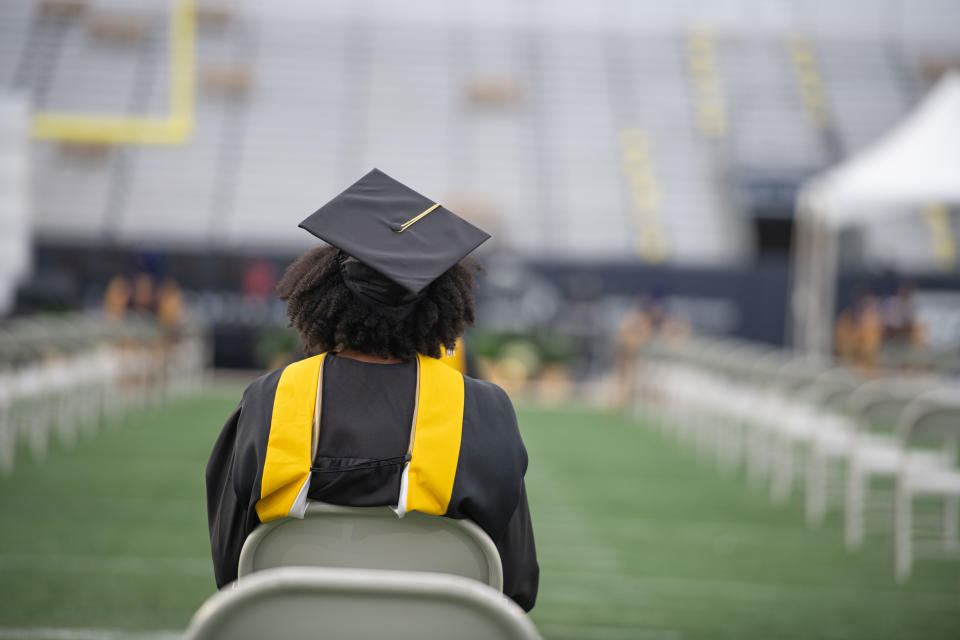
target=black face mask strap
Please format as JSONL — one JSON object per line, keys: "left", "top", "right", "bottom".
{"left": 337, "top": 252, "right": 426, "bottom": 320}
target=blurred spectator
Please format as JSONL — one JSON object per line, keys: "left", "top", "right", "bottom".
{"left": 102, "top": 269, "right": 160, "bottom": 318}
{"left": 157, "top": 278, "right": 184, "bottom": 332}
{"left": 836, "top": 283, "right": 928, "bottom": 372}
{"left": 881, "top": 282, "right": 924, "bottom": 346}
{"left": 101, "top": 256, "right": 188, "bottom": 393}
{"left": 834, "top": 288, "right": 884, "bottom": 371}
{"left": 102, "top": 274, "right": 131, "bottom": 320}
{"left": 130, "top": 271, "right": 158, "bottom": 314}
{"left": 103, "top": 254, "right": 168, "bottom": 319}
{"left": 614, "top": 292, "right": 690, "bottom": 410}
{"left": 880, "top": 282, "right": 926, "bottom": 368}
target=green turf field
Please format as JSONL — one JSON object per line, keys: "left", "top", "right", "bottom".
{"left": 1, "top": 386, "right": 958, "bottom": 639}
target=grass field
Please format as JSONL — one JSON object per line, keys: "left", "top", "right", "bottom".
{"left": 1, "top": 385, "right": 958, "bottom": 639}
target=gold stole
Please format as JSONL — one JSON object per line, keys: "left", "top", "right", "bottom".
{"left": 255, "top": 353, "right": 464, "bottom": 522}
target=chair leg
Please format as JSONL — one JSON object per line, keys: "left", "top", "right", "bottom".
{"left": 747, "top": 427, "right": 769, "bottom": 490}
{"left": 677, "top": 404, "right": 688, "bottom": 440}
{"left": 894, "top": 482, "right": 913, "bottom": 582}
{"left": 719, "top": 420, "right": 743, "bottom": 473}
{"left": 0, "top": 410, "right": 14, "bottom": 476}
{"left": 695, "top": 411, "right": 711, "bottom": 463}
{"left": 56, "top": 393, "right": 78, "bottom": 449}
{"left": 713, "top": 417, "right": 726, "bottom": 470}
{"left": 845, "top": 462, "right": 865, "bottom": 550}
{"left": 734, "top": 420, "right": 745, "bottom": 470}
{"left": 27, "top": 401, "right": 50, "bottom": 461}
{"left": 943, "top": 496, "right": 959, "bottom": 552}
{"left": 746, "top": 426, "right": 760, "bottom": 487}
{"left": 806, "top": 444, "right": 827, "bottom": 526}
{"left": 770, "top": 437, "right": 794, "bottom": 505}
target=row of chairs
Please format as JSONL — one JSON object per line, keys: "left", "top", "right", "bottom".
{"left": 185, "top": 503, "right": 540, "bottom": 639}
{"left": 636, "top": 338, "right": 960, "bottom": 581}
{"left": 0, "top": 311, "right": 208, "bottom": 474}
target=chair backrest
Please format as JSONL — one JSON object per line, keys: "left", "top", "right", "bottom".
{"left": 898, "top": 390, "right": 960, "bottom": 466}
{"left": 810, "top": 370, "right": 860, "bottom": 413}
{"left": 775, "top": 357, "right": 830, "bottom": 395}
{"left": 746, "top": 351, "right": 790, "bottom": 390}
{"left": 238, "top": 503, "right": 504, "bottom": 590}
{"left": 847, "top": 379, "right": 932, "bottom": 435}
{"left": 715, "top": 343, "right": 770, "bottom": 380}
{"left": 185, "top": 567, "right": 541, "bottom": 640}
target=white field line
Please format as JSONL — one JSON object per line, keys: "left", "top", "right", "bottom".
{"left": 0, "top": 496, "right": 200, "bottom": 521}
{"left": 0, "top": 628, "right": 181, "bottom": 640}
{"left": 0, "top": 495, "right": 198, "bottom": 510}
{"left": 534, "top": 570, "right": 960, "bottom": 607}
{"left": 533, "top": 512, "right": 840, "bottom": 542}
{"left": 538, "top": 624, "right": 682, "bottom": 640}
{"left": 532, "top": 472, "right": 623, "bottom": 582}
{"left": 0, "top": 553, "right": 210, "bottom": 576}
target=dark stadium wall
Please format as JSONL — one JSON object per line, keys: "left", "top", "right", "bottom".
{"left": 19, "top": 242, "right": 960, "bottom": 367}
{"left": 526, "top": 260, "right": 791, "bottom": 346}
{"left": 527, "top": 261, "right": 960, "bottom": 349}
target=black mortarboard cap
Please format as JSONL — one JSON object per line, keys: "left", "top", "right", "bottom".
{"left": 299, "top": 169, "right": 490, "bottom": 294}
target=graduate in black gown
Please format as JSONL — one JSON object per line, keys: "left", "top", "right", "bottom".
{"left": 205, "top": 169, "right": 539, "bottom": 611}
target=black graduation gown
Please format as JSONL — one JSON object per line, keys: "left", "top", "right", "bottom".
{"left": 205, "top": 353, "right": 539, "bottom": 611}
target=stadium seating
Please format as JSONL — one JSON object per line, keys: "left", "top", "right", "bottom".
{"left": 3, "top": 2, "right": 957, "bottom": 264}
{"left": 238, "top": 503, "right": 504, "bottom": 591}
{"left": 185, "top": 566, "right": 540, "bottom": 640}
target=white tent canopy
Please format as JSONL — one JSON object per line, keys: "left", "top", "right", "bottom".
{"left": 791, "top": 72, "right": 960, "bottom": 352}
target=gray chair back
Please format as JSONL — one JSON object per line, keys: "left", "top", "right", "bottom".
{"left": 185, "top": 567, "right": 540, "bottom": 640}
{"left": 848, "top": 379, "right": 934, "bottom": 436}
{"left": 811, "top": 370, "right": 860, "bottom": 413}
{"left": 238, "top": 503, "right": 504, "bottom": 590}
{"left": 772, "top": 357, "right": 829, "bottom": 397}
{"left": 898, "top": 390, "right": 960, "bottom": 465}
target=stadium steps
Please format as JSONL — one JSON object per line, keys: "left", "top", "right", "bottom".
{"left": 1, "top": 1, "right": 955, "bottom": 267}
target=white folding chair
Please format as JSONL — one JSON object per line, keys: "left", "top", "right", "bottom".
{"left": 844, "top": 380, "right": 944, "bottom": 550}
{"left": 186, "top": 567, "right": 539, "bottom": 640}
{"left": 0, "top": 366, "right": 14, "bottom": 475}
{"left": 803, "top": 372, "right": 860, "bottom": 525}
{"left": 742, "top": 352, "right": 796, "bottom": 488}
{"left": 238, "top": 503, "right": 504, "bottom": 591}
{"left": 894, "top": 391, "right": 960, "bottom": 581}
{"left": 752, "top": 358, "right": 828, "bottom": 504}
{"left": 18, "top": 360, "right": 52, "bottom": 460}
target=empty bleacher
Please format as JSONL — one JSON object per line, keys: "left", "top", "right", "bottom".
{"left": 3, "top": 0, "right": 957, "bottom": 265}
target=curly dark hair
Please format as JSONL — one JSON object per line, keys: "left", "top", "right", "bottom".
{"left": 277, "top": 246, "right": 480, "bottom": 360}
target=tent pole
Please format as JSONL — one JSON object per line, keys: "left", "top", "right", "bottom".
{"left": 806, "top": 218, "right": 823, "bottom": 353}
{"left": 789, "top": 190, "right": 814, "bottom": 352}
{"left": 807, "top": 219, "right": 837, "bottom": 356}
{"left": 817, "top": 221, "right": 839, "bottom": 356}
{"left": 793, "top": 189, "right": 838, "bottom": 356}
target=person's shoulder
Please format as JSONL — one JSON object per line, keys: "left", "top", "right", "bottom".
{"left": 461, "top": 374, "right": 528, "bottom": 472}
{"left": 462, "top": 375, "right": 522, "bottom": 442}
{"left": 462, "top": 374, "right": 515, "bottom": 411}
{"left": 240, "top": 365, "right": 287, "bottom": 402}
{"left": 241, "top": 353, "right": 330, "bottom": 402}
